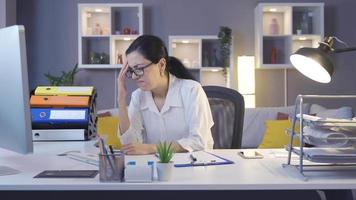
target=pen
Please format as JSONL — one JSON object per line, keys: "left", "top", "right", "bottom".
{"left": 190, "top": 154, "right": 197, "bottom": 163}
{"left": 100, "top": 137, "right": 116, "bottom": 176}
{"left": 109, "top": 145, "right": 115, "bottom": 155}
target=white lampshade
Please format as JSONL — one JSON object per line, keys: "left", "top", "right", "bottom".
{"left": 237, "top": 56, "right": 255, "bottom": 108}
{"left": 290, "top": 51, "right": 332, "bottom": 83}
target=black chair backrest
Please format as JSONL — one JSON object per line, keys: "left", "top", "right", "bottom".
{"left": 203, "top": 86, "right": 245, "bottom": 149}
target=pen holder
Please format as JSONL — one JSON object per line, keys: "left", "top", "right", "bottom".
{"left": 99, "top": 153, "right": 124, "bottom": 182}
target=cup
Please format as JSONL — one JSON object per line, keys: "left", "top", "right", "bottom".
{"left": 99, "top": 153, "right": 125, "bottom": 182}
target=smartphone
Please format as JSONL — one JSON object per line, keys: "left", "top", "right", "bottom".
{"left": 238, "top": 151, "right": 264, "bottom": 159}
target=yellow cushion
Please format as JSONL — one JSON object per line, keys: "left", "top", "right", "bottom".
{"left": 97, "top": 116, "right": 121, "bottom": 149}
{"left": 258, "top": 120, "right": 300, "bottom": 149}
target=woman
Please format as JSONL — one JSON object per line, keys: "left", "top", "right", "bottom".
{"left": 118, "top": 35, "right": 214, "bottom": 155}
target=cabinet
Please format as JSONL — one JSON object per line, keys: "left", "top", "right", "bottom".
{"left": 255, "top": 3, "right": 324, "bottom": 69}
{"left": 78, "top": 4, "right": 143, "bottom": 69}
{"left": 168, "top": 36, "right": 232, "bottom": 87}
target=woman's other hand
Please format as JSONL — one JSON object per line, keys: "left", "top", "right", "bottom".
{"left": 117, "top": 60, "right": 129, "bottom": 100}
{"left": 121, "top": 143, "right": 156, "bottom": 155}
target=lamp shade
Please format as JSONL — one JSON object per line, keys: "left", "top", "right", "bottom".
{"left": 290, "top": 47, "right": 334, "bottom": 83}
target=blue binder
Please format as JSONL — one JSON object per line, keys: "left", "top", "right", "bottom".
{"left": 31, "top": 108, "right": 88, "bottom": 129}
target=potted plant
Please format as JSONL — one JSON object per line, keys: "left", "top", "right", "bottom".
{"left": 156, "top": 142, "right": 175, "bottom": 181}
{"left": 218, "top": 26, "right": 232, "bottom": 76}
{"left": 44, "top": 63, "right": 80, "bottom": 86}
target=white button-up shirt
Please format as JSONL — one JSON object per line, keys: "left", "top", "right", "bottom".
{"left": 119, "top": 74, "right": 214, "bottom": 152}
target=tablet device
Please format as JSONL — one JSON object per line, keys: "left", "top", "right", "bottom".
{"left": 34, "top": 170, "right": 98, "bottom": 178}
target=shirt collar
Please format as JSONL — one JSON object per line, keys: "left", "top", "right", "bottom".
{"left": 140, "top": 74, "right": 183, "bottom": 113}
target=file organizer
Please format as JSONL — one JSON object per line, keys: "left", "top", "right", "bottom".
{"left": 30, "top": 86, "right": 97, "bottom": 141}
{"left": 283, "top": 95, "right": 356, "bottom": 181}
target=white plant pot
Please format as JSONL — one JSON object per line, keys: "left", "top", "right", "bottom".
{"left": 156, "top": 162, "right": 174, "bottom": 181}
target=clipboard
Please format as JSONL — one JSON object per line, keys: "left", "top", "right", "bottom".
{"left": 174, "top": 151, "right": 234, "bottom": 167}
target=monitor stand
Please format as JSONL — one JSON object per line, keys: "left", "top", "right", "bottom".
{"left": 0, "top": 166, "right": 21, "bottom": 176}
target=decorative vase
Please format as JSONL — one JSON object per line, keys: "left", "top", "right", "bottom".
{"left": 301, "top": 13, "right": 309, "bottom": 34}
{"left": 269, "top": 18, "right": 279, "bottom": 35}
{"left": 270, "top": 47, "right": 277, "bottom": 64}
{"left": 203, "top": 51, "right": 210, "bottom": 66}
{"left": 156, "top": 162, "right": 173, "bottom": 181}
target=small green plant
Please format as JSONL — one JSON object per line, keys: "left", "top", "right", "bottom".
{"left": 44, "top": 63, "right": 79, "bottom": 86}
{"left": 156, "top": 142, "right": 174, "bottom": 163}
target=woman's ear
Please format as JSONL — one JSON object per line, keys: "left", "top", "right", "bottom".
{"left": 158, "top": 58, "right": 167, "bottom": 72}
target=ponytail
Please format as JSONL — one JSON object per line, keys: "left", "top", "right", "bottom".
{"left": 166, "top": 56, "right": 196, "bottom": 81}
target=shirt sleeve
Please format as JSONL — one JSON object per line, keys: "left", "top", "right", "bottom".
{"left": 119, "top": 91, "right": 144, "bottom": 144}
{"left": 177, "top": 83, "right": 214, "bottom": 152}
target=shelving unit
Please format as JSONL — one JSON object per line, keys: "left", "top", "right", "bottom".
{"left": 284, "top": 95, "right": 356, "bottom": 181}
{"left": 168, "top": 35, "right": 232, "bottom": 87}
{"left": 255, "top": 3, "right": 324, "bottom": 69}
{"left": 78, "top": 3, "right": 143, "bottom": 69}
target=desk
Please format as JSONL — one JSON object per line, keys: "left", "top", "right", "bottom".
{"left": 0, "top": 141, "right": 355, "bottom": 199}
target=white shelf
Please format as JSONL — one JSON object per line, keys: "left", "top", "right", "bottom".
{"left": 255, "top": 3, "right": 324, "bottom": 69}
{"left": 82, "top": 35, "right": 110, "bottom": 38}
{"left": 78, "top": 3, "right": 143, "bottom": 69}
{"left": 79, "top": 64, "right": 122, "bottom": 69}
{"left": 168, "top": 35, "right": 232, "bottom": 88}
{"left": 263, "top": 35, "right": 291, "bottom": 38}
{"left": 200, "top": 67, "right": 224, "bottom": 72}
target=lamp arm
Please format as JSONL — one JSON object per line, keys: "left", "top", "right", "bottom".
{"left": 334, "top": 47, "right": 356, "bottom": 53}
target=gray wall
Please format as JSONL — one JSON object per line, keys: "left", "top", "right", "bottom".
{"left": 1, "top": 0, "right": 17, "bottom": 27}
{"left": 0, "top": 0, "right": 6, "bottom": 27}
{"left": 16, "top": 0, "right": 356, "bottom": 110}
{"left": 6, "top": 0, "right": 16, "bottom": 26}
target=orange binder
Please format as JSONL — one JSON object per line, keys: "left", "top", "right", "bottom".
{"left": 30, "top": 95, "right": 90, "bottom": 108}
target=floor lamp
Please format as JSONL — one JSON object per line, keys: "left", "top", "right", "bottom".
{"left": 237, "top": 56, "right": 255, "bottom": 108}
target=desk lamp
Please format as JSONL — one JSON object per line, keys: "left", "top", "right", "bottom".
{"left": 290, "top": 36, "right": 356, "bottom": 83}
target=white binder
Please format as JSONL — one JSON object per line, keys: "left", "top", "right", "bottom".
{"left": 32, "top": 129, "right": 86, "bottom": 141}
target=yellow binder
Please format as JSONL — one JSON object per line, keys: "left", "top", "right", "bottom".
{"left": 34, "top": 86, "right": 94, "bottom": 96}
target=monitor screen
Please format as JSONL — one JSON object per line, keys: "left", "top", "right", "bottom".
{"left": 0, "top": 25, "right": 33, "bottom": 155}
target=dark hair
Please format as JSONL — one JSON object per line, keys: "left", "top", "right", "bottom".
{"left": 125, "top": 35, "right": 195, "bottom": 81}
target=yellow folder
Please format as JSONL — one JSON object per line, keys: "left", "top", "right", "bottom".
{"left": 97, "top": 116, "right": 121, "bottom": 149}
{"left": 34, "top": 86, "right": 94, "bottom": 96}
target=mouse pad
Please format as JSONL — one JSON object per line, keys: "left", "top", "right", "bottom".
{"left": 34, "top": 170, "right": 98, "bottom": 178}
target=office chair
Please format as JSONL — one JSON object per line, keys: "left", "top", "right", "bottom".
{"left": 203, "top": 86, "right": 245, "bottom": 149}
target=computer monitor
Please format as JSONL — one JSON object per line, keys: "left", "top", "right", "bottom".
{"left": 0, "top": 25, "right": 33, "bottom": 174}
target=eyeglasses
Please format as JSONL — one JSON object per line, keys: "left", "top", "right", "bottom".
{"left": 125, "top": 62, "right": 153, "bottom": 78}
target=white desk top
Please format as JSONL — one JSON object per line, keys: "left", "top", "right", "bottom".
{"left": 1, "top": 141, "right": 356, "bottom": 191}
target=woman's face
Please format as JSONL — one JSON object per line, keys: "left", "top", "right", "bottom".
{"left": 126, "top": 51, "right": 164, "bottom": 91}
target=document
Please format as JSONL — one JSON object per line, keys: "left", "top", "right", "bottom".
{"left": 295, "top": 147, "right": 356, "bottom": 163}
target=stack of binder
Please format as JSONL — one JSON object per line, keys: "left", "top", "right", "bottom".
{"left": 30, "top": 86, "right": 97, "bottom": 141}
